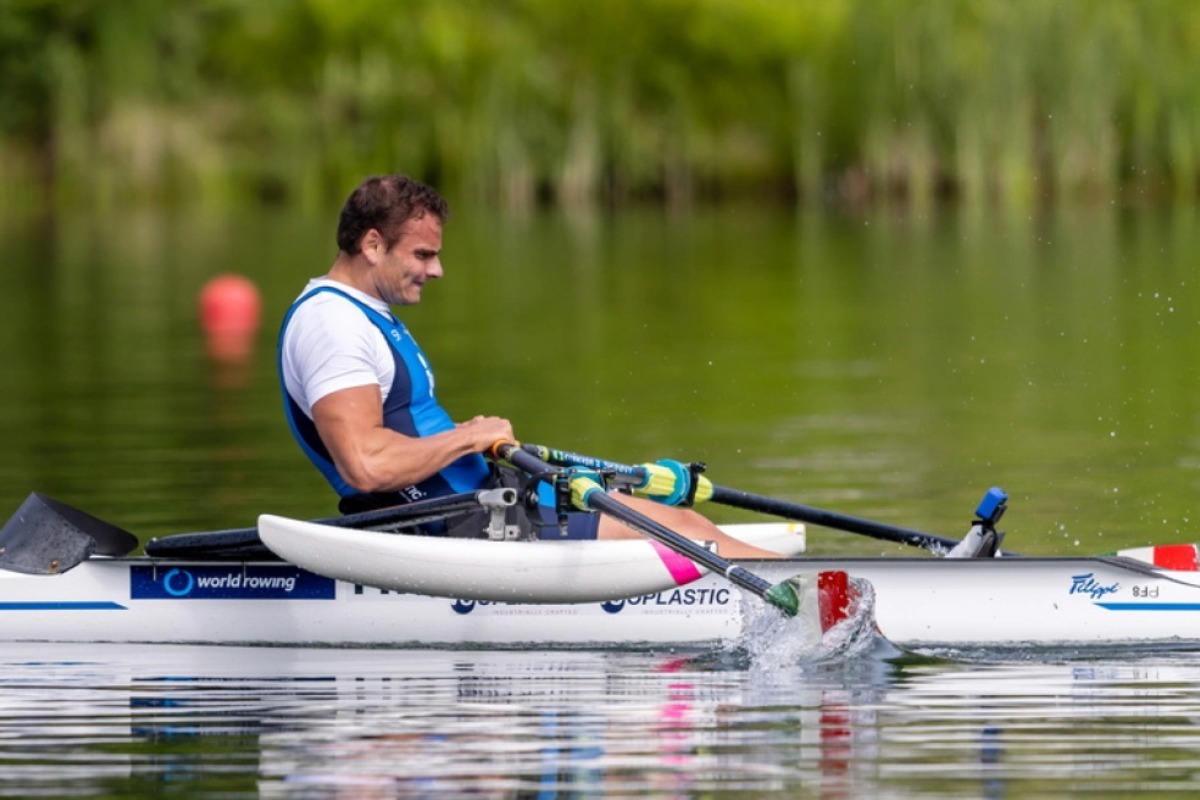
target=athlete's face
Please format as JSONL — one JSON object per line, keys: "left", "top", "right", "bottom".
{"left": 366, "top": 213, "right": 444, "bottom": 305}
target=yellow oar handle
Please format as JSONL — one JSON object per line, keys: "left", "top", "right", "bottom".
{"left": 631, "top": 460, "right": 713, "bottom": 506}
{"left": 569, "top": 474, "right": 606, "bottom": 510}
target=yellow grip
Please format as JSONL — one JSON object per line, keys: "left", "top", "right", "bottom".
{"left": 569, "top": 475, "right": 605, "bottom": 510}
{"left": 631, "top": 461, "right": 714, "bottom": 505}
{"left": 633, "top": 463, "right": 680, "bottom": 498}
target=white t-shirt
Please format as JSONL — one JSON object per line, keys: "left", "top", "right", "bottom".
{"left": 279, "top": 279, "right": 396, "bottom": 419}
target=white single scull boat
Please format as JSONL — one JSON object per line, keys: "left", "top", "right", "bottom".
{"left": 1, "top": 514, "right": 1198, "bottom": 650}
{"left": 0, "top": 522, "right": 846, "bottom": 649}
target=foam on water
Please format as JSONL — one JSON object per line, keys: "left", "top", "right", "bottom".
{"left": 728, "top": 577, "right": 881, "bottom": 670}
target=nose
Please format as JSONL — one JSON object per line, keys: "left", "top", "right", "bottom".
{"left": 427, "top": 258, "right": 443, "bottom": 279}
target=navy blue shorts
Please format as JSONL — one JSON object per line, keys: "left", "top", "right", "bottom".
{"left": 533, "top": 507, "right": 602, "bottom": 540}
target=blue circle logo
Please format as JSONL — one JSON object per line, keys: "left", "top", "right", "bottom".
{"left": 163, "top": 569, "right": 195, "bottom": 597}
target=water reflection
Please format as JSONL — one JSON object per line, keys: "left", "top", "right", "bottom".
{"left": 1, "top": 644, "right": 1200, "bottom": 797}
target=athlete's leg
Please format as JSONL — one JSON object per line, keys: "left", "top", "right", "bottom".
{"left": 595, "top": 493, "right": 783, "bottom": 559}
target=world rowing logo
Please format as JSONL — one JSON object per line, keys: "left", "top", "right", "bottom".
{"left": 162, "top": 568, "right": 195, "bottom": 597}
{"left": 129, "top": 565, "right": 335, "bottom": 600}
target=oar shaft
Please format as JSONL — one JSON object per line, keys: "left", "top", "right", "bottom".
{"left": 525, "top": 442, "right": 963, "bottom": 553}
{"left": 708, "top": 486, "right": 961, "bottom": 552}
{"left": 522, "top": 444, "right": 647, "bottom": 483}
{"left": 144, "top": 491, "right": 492, "bottom": 558}
{"left": 321, "top": 492, "right": 486, "bottom": 530}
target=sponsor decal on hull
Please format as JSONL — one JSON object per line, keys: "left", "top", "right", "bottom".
{"left": 446, "top": 587, "right": 735, "bottom": 615}
{"left": 601, "top": 587, "right": 733, "bottom": 613}
{"left": 1070, "top": 572, "right": 1200, "bottom": 611}
{"left": 1069, "top": 573, "right": 1119, "bottom": 601}
{"left": 131, "top": 565, "right": 335, "bottom": 600}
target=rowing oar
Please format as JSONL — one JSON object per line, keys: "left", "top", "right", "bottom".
{"left": 143, "top": 491, "right": 493, "bottom": 559}
{"left": 0, "top": 493, "right": 140, "bottom": 575}
{"left": 491, "top": 441, "right": 817, "bottom": 617}
{"left": 521, "top": 444, "right": 1006, "bottom": 555}
{"left": 0, "top": 490, "right": 492, "bottom": 574}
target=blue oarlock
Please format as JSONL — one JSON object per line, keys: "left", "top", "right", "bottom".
{"left": 975, "top": 487, "right": 1008, "bottom": 527}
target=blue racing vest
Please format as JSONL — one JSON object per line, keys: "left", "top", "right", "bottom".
{"left": 278, "top": 286, "right": 490, "bottom": 506}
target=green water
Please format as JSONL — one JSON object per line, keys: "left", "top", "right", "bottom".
{"left": 4, "top": 205, "right": 1200, "bottom": 799}
{"left": 2, "top": 203, "right": 1199, "bottom": 556}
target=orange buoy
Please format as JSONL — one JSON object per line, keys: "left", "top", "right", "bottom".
{"left": 199, "top": 274, "right": 261, "bottom": 363}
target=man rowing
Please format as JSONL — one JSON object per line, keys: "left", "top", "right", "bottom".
{"left": 278, "top": 173, "right": 780, "bottom": 557}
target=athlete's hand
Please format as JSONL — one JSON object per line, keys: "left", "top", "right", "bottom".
{"left": 457, "top": 415, "right": 515, "bottom": 452}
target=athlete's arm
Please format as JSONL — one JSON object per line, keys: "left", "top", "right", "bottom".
{"left": 311, "top": 384, "right": 514, "bottom": 493}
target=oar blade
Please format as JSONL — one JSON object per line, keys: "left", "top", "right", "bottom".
{"left": 763, "top": 569, "right": 852, "bottom": 627}
{"left": 0, "top": 493, "right": 138, "bottom": 574}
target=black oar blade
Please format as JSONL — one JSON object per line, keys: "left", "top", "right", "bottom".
{"left": 0, "top": 493, "right": 138, "bottom": 574}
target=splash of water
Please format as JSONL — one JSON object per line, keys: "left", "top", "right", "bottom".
{"left": 728, "top": 578, "right": 881, "bottom": 671}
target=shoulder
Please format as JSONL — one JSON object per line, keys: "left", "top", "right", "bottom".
{"left": 284, "top": 295, "right": 375, "bottom": 356}
{"left": 283, "top": 283, "right": 390, "bottom": 350}
{"left": 281, "top": 283, "right": 395, "bottom": 411}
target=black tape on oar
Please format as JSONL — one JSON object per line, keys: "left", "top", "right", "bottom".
{"left": 0, "top": 493, "right": 138, "bottom": 575}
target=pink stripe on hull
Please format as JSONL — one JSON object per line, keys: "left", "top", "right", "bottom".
{"left": 651, "top": 542, "right": 704, "bottom": 585}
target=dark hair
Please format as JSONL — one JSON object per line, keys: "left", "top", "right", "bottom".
{"left": 336, "top": 174, "right": 449, "bottom": 255}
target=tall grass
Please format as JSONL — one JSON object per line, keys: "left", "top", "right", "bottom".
{"left": 2, "top": 0, "right": 1199, "bottom": 211}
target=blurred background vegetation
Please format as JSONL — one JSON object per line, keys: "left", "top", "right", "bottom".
{"left": 3, "top": 0, "right": 1199, "bottom": 213}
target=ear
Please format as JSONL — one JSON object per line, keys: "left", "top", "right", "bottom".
{"left": 360, "top": 229, "right": 385, "bottom": 264}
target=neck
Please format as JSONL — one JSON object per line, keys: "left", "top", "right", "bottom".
{"left": 325, "top": 253, "right": 378, "bottom": 299}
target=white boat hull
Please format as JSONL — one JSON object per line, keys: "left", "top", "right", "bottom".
{"left": 1, "top": 547, "right": 1199, "bottom": 649}
{"left": 844, "top": 556, "right": 1200, "bottom": 647}
{"left": 0, "top": 557, "right": 790, "bottom": 647}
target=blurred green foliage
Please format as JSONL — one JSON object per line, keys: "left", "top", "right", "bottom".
{"left": 2, "top": 0, "right": 1199, "bottom": 211}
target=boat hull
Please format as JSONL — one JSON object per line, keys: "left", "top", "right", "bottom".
{"left": 0, "top": 558, "right": 765, "bottom": 647}
{"left": 830, "top": 555, "right": 1200, "bottom": 647}
{"left": 1, "top": 551, "right": 1198, "bottom": 649}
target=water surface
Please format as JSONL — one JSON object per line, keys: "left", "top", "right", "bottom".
{"left": 3, "top": 644, "right": 1200, "bottom": 798}
{"left": 2, "top": 204, "right": 1200, "bottom": 796}
{"left": 4, "top": 204, "right": 1199, "bottom": 554}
